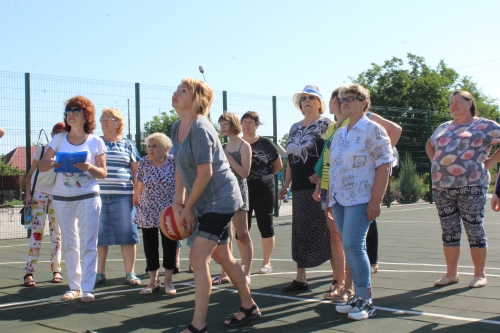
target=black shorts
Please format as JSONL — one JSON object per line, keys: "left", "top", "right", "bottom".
{"left": 196, "top": 212, "right": 235, "bottom": 245}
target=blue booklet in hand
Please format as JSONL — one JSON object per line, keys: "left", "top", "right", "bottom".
{"left": 54, "top": 152, "right": 88, "bottom": 173}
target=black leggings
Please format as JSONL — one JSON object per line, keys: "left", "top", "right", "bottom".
{"left": 238, "top": 190, "right": 275, "bottom": 239}
{"left": 141, "top": 227, "right": 179, "bottom": 272}
{"left": 366, "top": 220, "right": 378, "bottom": 265}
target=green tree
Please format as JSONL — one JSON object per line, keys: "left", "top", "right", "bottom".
{"left": 396, "top": 153, "right": 424, "bottom": 204}
{"left": 352, "top": 53, "right": 499, "bottom": 119}
{"left": 279, "top": 133, "right": 289, "bottom": 149}
{"left": 0, "top": 155, "right": 23, "bottom": 175}
{"left": 140, "top": 110, "right": 224, "bottom": 156}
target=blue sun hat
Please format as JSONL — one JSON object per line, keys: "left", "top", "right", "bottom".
{"left": 292, "top": 84, "right": 326, "bottom": 113}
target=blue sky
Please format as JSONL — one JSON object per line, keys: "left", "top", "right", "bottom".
{"left": 1, "top": 0, "right": 499, "bottom": 100}
{"left": 1, "top": 0, "right": 499, "bottom": 155}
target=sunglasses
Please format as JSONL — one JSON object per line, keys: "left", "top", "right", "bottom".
{"left": 300, "top": 95, "right": 317, "bottom": 101}
{"left": 64, "top": 108, "right": 83, "bottom": 115}
{"left": 100, "top": 117, "right": 118, "bottom": 122}
{"left": 339, "top": 96, "right": 364, "bottom": 104}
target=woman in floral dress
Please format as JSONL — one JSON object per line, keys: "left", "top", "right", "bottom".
{"left": 133, "top": 132, "right": 179, "bottom": 295}
{"left": 278, "top": 85, "right": 332, "bottom": 292}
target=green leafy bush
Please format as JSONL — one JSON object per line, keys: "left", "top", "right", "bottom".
{"left": 4, "top": 199, "right": 23, "bottom": 205}
{"left": 396, "top": 153, "right": 425, "bottom": 204}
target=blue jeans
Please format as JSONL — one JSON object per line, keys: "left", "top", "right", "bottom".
{"left": 331, "top": 202, "right": 372, "bottom": 299}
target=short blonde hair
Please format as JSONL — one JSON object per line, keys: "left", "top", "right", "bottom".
{"left": 339, "top": 84, "right": 371, "bottom": 112}
{"left": 218, "top": 112, "right": 242, "bottom": 135}
{"left": 450, "top": 90, "right": 478, "bottom": 116}
{"left": 181, "top": 78, "right": 214, "bottom": 116}
{"left": 101, "top": 108, "right": 125, "bottom": 136}
{"left": 145, "top": 132, "right": 172, "bottom": 151}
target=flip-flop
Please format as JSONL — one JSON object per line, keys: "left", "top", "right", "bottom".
{"left": 212, "top": 276, "right": 231, "bottom": 285}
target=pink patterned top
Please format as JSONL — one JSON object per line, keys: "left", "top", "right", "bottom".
{"left": 429, "top": 117, "right": 500, "bottom": 188}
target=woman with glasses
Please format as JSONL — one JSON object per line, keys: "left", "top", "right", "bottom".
{"left": 278, "top": 85, "right": 332, "bottom": 292}
{"left": 329, "top": 84, "right": 393, "bottom": 320}
{"left": 23, "top": 122, "right": 66, "bottom": 287}
{"left": 172, "top": 78, "right": 260, "bottom": 333}
{"left": 312, "top": 87, "right": 401, "bottom": 304}
{"left": 133, "top": 133, "right": 179, "bottom": 295}
{"left": 39, "top": 95, "right": 107, "bottom": 303}
{"left": 427, "top": 90, "right": 500, "bottom": 288}
{"left": 95, "top": 108, "right": 141, "bottom": 286}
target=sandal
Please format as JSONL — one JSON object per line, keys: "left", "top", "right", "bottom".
{"left": 331, "top": 288, "right": 355, "bottom": 304}
{"left": 324, "top": 280, "right": 341, "bottom": 300}
{"left": 52, "top": 272, "right": 63, "bottom": 283}
{"left": 95, "top": 273, "right": 107, "bottom": 285}
{"left": 140, "top": 281, "right": 161, "bottom": 294}
{"left": 258, "top": 264, "right": 273, "bottom": 274}
{"left": 81, "top": 292, "right": 95, "bottom": 303}
{"left": 61, "top": 290, "right": 82, "bottom": 301}
{"left": 224, "top": 304, "right": 261, "bottom": 327}
{"left": 186, "top": 324, "right": 207, "bottom": 333}
{"left": 212, "top": 276, "right": 231, "bottom": 285}
{"left": 23, "top": 273, "right": 36, "bottom": 287}
{"left": 125, "top": 273, "right": 141, "bottom": 285}
{"left": 281, "top": 280, "right": 308, "bottom": 292}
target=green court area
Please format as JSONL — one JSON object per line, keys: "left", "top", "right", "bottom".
{"left": 0, "top": 202, "right": 499, "bottom": 332}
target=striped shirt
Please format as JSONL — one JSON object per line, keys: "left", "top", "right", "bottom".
{"left": 98, "top": 138, "right": 141, "bottom": 195}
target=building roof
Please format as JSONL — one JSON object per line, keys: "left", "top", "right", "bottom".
{"left": 3, "top": 146, "right": 37, "bottom": 171}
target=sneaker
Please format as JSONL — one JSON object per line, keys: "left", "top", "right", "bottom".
{"left": 347, "top": 298, "right": 376, "bottom": 320}
{"left": 258, "top": 264, "right": 273, "bottom": 274}
{"left": 331, "top": 288, "right": 354, "bottom": 304}
{"left": 335, "top": 295, "right": 359, "bottom": 313}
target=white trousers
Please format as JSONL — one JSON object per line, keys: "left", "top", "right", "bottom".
{"left": 52, "top": 196, "right": 101, "bottom": 293}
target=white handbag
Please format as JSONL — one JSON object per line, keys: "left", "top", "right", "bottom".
{"left": 37, "top": 133, "right": 65, "bottom": 187}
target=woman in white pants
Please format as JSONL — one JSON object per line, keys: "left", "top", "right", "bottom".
{"left": 39, "top": 95, "right": 107, "bottom": 303}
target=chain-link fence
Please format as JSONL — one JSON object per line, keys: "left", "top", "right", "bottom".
{"left": 1, "top": 71, "right": 443, "bottom": 239}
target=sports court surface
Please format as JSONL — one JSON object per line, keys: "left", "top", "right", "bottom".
{"left": 0, "top": 201, "right": 499, "bottom": 332}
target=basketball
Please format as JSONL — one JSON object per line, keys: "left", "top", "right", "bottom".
{"left": 159, "top": 203, "right": 192, "bottom": 241}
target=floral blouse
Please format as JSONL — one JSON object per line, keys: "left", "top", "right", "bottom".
{"left": 134, "top": 155, "right": 175, "bottom": 228}
{"left": 328, "top": 116, "right": 394, "bottom": 207}
{"left": 286, "top": 116, "right": 332, "bottom": 191}
{"left": 429, "top": 117, "right": 500, "bottom": 189}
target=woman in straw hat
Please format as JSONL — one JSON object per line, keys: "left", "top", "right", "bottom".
{"left": 278, "top": 85, "right": 332, "bottom": 292}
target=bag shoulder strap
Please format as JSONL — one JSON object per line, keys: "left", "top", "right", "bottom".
{"left": 30, "top": 145, "right": 44, "bottom": 196}
{"left": 54, "top": 133, "right": 65, "bottom": 153}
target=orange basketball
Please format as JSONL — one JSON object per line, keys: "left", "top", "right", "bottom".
{"left": 159, "top": 203, "right": 192, "bottom": 241}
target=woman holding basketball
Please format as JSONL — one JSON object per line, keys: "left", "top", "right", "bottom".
{"left": 133, "top": 132, "right": 179, "bottom": 295}
{"left": 172, "top": 78, "right": 260, "bottom": 333}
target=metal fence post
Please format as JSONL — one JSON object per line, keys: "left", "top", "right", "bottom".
{"left": 384, "top": 106, "right": 391, "bottom": 207}
{"left": 25, "top": 73, "right": 31, "bottom": 174}
{"left": 273, "top": 96, "right": 279, "bottom": 217}
{"left": 135, "top": 83, "right": 141, "bottom": 149}
{"left": 222, "top": 91, "right": 227, "bottom": 143}
{"left": 427, "top": 110, "right": 433, "bottom": 203}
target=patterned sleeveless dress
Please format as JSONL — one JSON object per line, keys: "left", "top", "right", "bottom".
{"left": 228, "top": 142, "right": 249, "bottom": 211}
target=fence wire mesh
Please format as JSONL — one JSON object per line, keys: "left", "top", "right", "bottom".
{"left": 1, "top": 70, "right": 443, "bottom": 239}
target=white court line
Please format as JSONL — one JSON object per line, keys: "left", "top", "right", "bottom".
{"left": 1, "top": 259, "right": 500, "bottom": 272}
{"left": 2, "top": 279, "right": 499, "bottom": 326}
{"left": 382, "top": 207, "right": 437, "bottom": 213}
